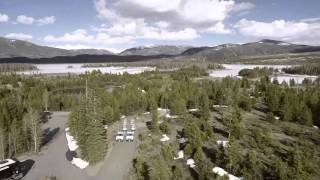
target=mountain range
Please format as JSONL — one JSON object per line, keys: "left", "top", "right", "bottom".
{"left": 0, "top": 37, "right": 113, "bottom": 59}
{"left": 0, "top": 37, "right": 320, "bottom": 63}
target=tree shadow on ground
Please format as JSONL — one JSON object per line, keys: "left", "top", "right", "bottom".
{"left": 213, "top": 127, "right": 229, "bottom": 138}
{"left": 20, "top": 159, "right": 35, "bottom": 177}
{"left": 42, "top": 127, "right": 60, "bottom": 146}
{"left": 65, "top": 150, "right": 77, "bottom": 161}
{"left": 189, "top": 167, "right": 199, "bottom": 180}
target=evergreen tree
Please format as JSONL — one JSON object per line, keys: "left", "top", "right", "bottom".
{"left": 271, "top": 156, "right": 288, "bottom": 180}
{"left": 298, "top": 106, "right": 313, "bottom": 126}
{"left": 170, "top": 95, "right": 186, "bottom": 115}
{"left": 149, "top": 157, "right": 171, "bottom": 180}
{"left": 199, "top": 91, "right": 210, "bottom": 120}
{"left": 161, "top": 144, "right": 174, "bottom": 161}
{"left": 133, "top": 156, "right": 148, "bottom": 180}
{"left": 150, "top": 98, "right": 159, "bottom": 132}
{"left": 266, "top": 112, "right": 275, "bottom": 123}
{"left": 25, "top": 108, "right": 41, "bottom": 153}
{"left": 194, "top": 147, "right": 205, "bottom": 164}
{"left": 242, "top": 151, "right": 263, "bottom": 180}
{"left": 227, "top": 140, "right": 242, "bottom": 175}
{"left": 172, "top": 164, "right": 183, "bottom": 180}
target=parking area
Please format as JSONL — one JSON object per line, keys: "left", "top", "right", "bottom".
{"left": 22, "top": 113, "right": 145, "bottom": 180}
{"left": 115, "top": 117, "right": 136, "bottom": 142}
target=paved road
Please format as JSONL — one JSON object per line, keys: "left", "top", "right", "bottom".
{"left": 23, "top": 112, "right": 139, "bottom": 180}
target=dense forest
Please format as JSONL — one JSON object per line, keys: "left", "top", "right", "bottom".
{"left": 282, "top": 64, "right": 320, "bottom": 75}
{"left": 82, "top": 61, "right": 224, "bottom": 70}
{"left": 0, "top": 63, "right": 37, "bottom": 73}
{"left": 0, "top": 66, "right": 319, "bottom": 179}
{"left": 238, "top": 67, "right": 276, "bottom": 78}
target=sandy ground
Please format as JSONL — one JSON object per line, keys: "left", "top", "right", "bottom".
{"left": 23, "top": 112, "right": 140, "bottom": 180}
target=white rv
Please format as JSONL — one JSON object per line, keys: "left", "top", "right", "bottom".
{"left": 0, "top": 159, "right": 23, "bottom": 180}
{"left": 115, "top": 131, "right": 125, "bottom": 142}
{"left": 126, "top": 131, "right": 135, "bottom": 142}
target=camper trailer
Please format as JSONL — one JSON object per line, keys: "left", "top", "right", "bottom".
{"left": 0, "top": 159, "right": 23, "bottom": 180}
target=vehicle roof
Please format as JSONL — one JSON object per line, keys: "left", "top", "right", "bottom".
{"left": 0, "top": 159, "right": 16, "bottom": 169}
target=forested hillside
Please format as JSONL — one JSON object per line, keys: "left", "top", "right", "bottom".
{"left": 0, "top": 66, "right": 319, "bottom": 179}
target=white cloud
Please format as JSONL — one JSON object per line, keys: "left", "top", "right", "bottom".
{"left": 37, "top": 16, "right": 56, "bottom": 25}
{"left": 17, "top": 15, "right": 34, "bottom": 24}
{"left": 92, "top": 20, "right": 199, "bottom": 40}
{"left": 0, "top": 13, "right": 9, "bottom": 22}
{"left": 95, "top": 0, "right": 119, "bottom": 21}
{"left": 127, "top": 0, "right": 181, "bottom": 12}
{"left": 44, "top": 29, "right": 134, "bottom": 45}
{"left": 55, "top": 44, "right": 93, "bottom": 50}
{"left": 54, "top": 44, "right": 124, "bottom": 53}
{"left": 142, "top": 27, "right": 199, "bottom": 41}
{"left": 93, "top": 0, "right": 253, "bottom": 39}
{"left": 301, "top": 17, "right": 320, "bottom": 23}
{"left": 177, "top": 0, "right": 234, "bottom": 23}
{"left": 206, "top": 22, "right": 232, "bottom": 34}
{"left": 16, "top": 15, "right": 56, "bottom": 25}
{"left": 235, "top": 18, "right": 320, "bottom": 45}
{"left": 232, "top": 2, "right": 255, "bottom": 13}
{"left": 5, "top": 33, "right": 33, "bottom": 40}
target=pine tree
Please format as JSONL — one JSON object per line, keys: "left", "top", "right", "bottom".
{"left": 172, "top": 164, "right": 183, "bottom": 180}
{"left": 149, "top": 157, "right": 171, "bottom": 180}
{"left": 194, "top": 147, "right": 205, "bottom": 164}
{"left": 266, "top": 112, "right": 275, "bottom": 123}
{"left": 150, "top": 98, "right": 159, "bottom": 132}
{"left": 170, "top": 95, "right": 186, "bottom": 115}
{"left": 103, "top": 105, "right": 113, "bottom": 125}
{"left": 271, "top": 156, "right": 288, "bottom": 180}
{"left": 227, "top": 139, "right": 242, "bottom": 174}
{"left": 298, "top": 106, "right": 313, "bottom": 126}
{"left": 199, "top": 91, "right": 210, "bottom": 120}
{"left": 133, "top": 156, "right": 148, "bottom": 180}
{"left": 25, "top": 108, "right": 41, "bottom": 153}
{"left": 161, "top": 145, "right": 174, "bottom": 161}
{"left": 242, "top": 151, "right": 263, "bottom": 180}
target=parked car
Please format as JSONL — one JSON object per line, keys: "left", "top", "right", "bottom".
{"left": 115, "top": 131, "right": 125, "bottom": 142}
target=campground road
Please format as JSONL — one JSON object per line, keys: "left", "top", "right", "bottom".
{"left": 23, "top": 112, "right": 138, "bottom": 180}
{"left": 23, "top": 111, "right": 88, "bottom": 180}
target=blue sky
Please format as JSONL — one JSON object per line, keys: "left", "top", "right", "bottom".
{"left": 0, "top": 0, "right": 320, "bottom": 53}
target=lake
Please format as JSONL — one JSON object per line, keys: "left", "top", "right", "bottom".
{"left": 18, "top": 63, "right": 318, "bottom": 84}
{"left": 18, "top": 64, "right": 155, "bottom": 75}
{"left": 209, "top": 64, "right": 318, "bottom": 84}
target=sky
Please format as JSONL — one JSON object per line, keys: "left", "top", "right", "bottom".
{"left": 0, "top": 0, "right": 320, "bottom": 53}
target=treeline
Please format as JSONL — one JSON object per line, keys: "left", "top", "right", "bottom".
{"left": 282, "top": 64, "right": 320, "bottom": 75}
{"left": 82, "top": 60, "right": 224, "bottom": 70}
{"left": 239, "top": 67, "right": 276, "bottom": 78}
{"left": 0, "top": 54, "right": 172, "bottom": 64}
{"left": 0, "top": 63, "right": 37, "bottom": 73}
{"left": 0, "top": 76, "right": 46, "bottom": 159}
{"left": 261, "top": 79, "right": 320, "bottom": 126}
